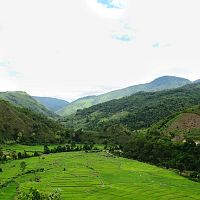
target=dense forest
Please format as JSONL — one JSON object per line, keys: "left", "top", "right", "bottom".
{"left": 122, "top": 130, "right": 200, "bottom": 181}
{"left": 0, "top": 100, "right": 70, "bottom": 144}
{"left": 63, "top": 83, "right": 200, "bottom": 131}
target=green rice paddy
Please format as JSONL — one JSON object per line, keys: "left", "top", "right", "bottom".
{"left": 0, "top": 150, "right": 200, "bottom": 199}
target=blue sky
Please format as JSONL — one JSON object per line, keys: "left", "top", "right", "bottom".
{"left": 112, "top": 34, "right": 133, "bottom": 42}
{"left": 97, "top": 0, "right": 123, "bottom": 9}
{"left": 0, "top": 0, "right": 199, "bottom": 100}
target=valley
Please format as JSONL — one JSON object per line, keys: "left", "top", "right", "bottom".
{"left": 0, "top": 76, "right": 200, "bottom": 199}
{"left": 1, "top": 0, "right": 200, "bottom": 198}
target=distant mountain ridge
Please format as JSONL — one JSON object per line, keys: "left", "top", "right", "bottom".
{"left": 194, "top": 79, "right": 200, "bottom": 83}
{"left": 33, "top": 96, "right": 69, "bottom": 112}
{"left": 64, "top": 82, "right": 200, "bottom": 131}
{"left": 57, "top": 76, "right": 192, "bottom": 116}
{"left": 0, "top": 91, "right": 56, "bottom": 117}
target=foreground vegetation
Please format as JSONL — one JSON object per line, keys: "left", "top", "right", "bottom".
{"left": 1, "top": 151, "right": 200, "bottom": 200}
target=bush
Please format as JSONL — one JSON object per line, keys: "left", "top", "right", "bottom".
{"left": 18, "top": 188, "right": 62, "bottom": 200}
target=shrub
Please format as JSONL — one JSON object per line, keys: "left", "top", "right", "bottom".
{"left": 18, "top": 188, "right": 62, "bottom": 200}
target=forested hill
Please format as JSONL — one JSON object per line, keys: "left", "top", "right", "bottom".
{"left": 151, "top": 105, "right": 200, "bottom": 142}
{"left": 57, "top": 76, "right": 191, "bottom": 116}
{"left": 0, "top": 91, "right": 56, "bottom": 117}
{"left": 64, "top": 83, "right": 200, "bottom": 131}
{"left": 0, "top": 100, "right": 67, "bottom": 144}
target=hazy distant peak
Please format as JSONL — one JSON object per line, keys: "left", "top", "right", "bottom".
{"left": 149, "top": 76, "right": 191, "bottom": 86}
{"left": 194, "top": 79, "right": 200, "bottom": 83}
{"left": 57, "top": 75, "right": 192, "bottom": 116}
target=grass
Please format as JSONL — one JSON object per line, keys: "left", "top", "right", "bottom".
{"left": 1, "top": 144, "right": 103, "bottom": 154}
{"left": 0, "top": 150, "right": 200, "bottom": 199}
{"left": 1, "top": 144, "right": 57, "bottom": 153}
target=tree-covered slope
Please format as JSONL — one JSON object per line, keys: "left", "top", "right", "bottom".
{"left": 0, "top": 100, "right": 67, "bottom": 144}
{"left": 64, "top": 83, "right": 200, "bottom": 131}
{"left": 33, "top": 96, "right": 69, "bottom": 112}
{"left": 0, "top": 91, "right": 56, "bottom": 117}
{"left": 58, "top": 76, "right": 191, "bottom": 116}
{"left": 57, "top": 96, "right": 97, "bottom": 116}
{"left": 151, "top": 105, "right": 200, "bottom": 142}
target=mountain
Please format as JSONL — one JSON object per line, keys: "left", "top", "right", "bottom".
{"left": 33, "top": 96, "right": 69, "bottom": 112}
{"left": 0, "top": 100, "right": 66, "bottom": 144}
{"left": 194, "top": 79, "right": 200, "bottom": 83}
{"left": 0, "top": 91, "right": 56, "bottom": 117}
{"left": 57, "top": 96, "right": 97, "bottom": 116}
{"left": 63, "top": 83, "right": 200, "bottom": 131}
{"left": 58, "top": 76, "right": 191, "bottom": 116}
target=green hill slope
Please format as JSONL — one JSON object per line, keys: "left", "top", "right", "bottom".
{"left": 1, "top": 151, "right": 200, "bottom": 200}
{"left": 0, "top": 100, "right": 66, "bottom": 144}
{"left": 153, "top": 105, "right": 200, "bottom": 142}
{"left": 58, "top": 76, "right": 191, "bottom": 116}
{"left": 33, "top": 96, "right": 69, "bottom": 112}
{"left": 64, "top": 83, "right": 200, "bottom": 131}
{"left": 0, "top": 91, "right": 56, "bottom": 117}
{"left": 57, "top": 96, "right": 97, "bottom": 116}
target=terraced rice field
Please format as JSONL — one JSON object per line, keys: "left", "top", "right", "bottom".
{"left": 0, "top": 151, "right": 200, "bottom": 199}
{"left": 1, "top": 144, "right": 58, "bottom": 153}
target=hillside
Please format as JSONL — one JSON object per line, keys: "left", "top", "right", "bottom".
{"left": 63, "top": 83, "right": 200, "bottom": 131}
{"left": 0, "top": 100, "right": 66, "bottom": 144}
{"left": 58, "top": 76, "right": 191, "bottom": 116}
{"left": 194, "top": 79, "right": 200, "bottom": 83}
{"left": 57, "top": 96, "right": 97, "bottom": 116}
{"left": 1, "top": 151, "right": 200, "bottom": 199}
{"left": 0, "top": 91, "right": 56, "bottom": 117}
{"left": 33, "top": 96, "right": 69, "bottom": 112}
{"left": 153, "top": 105, "right": 200, "bottom": 142}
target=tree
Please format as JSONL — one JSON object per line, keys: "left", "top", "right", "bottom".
{"left": 18, "top": 188, "right": 62, "bottom": 200}
{"left": 44, "top": 145, "right": 50, "bottom": 154}
{"left": 0, "top": 148, "right": 3, "bottom": 160}
{"left": 20, "top": 161, "right": 27, "bottom": 172}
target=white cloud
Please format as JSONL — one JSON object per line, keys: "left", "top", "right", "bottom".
{"left": 0, "top": 0, "right": 199, "bottom": 100}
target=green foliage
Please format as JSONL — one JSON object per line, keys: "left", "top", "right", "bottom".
{"left": 20, "top": 161, "right": 27, "bottom": 172}
{"left": 44, "top": 145, "right": 50, "bottom": 154}
{"left": 64, "top": 83, "right": 200, "bottom": 131}
{"left": 123, "top": 130, "right": 200, "bottom": 180}
{"left": 18, "top": 188, "right": 62, "bottom": 200}
{"left": 0, "top": 100, "right": 69, "bottom": 144}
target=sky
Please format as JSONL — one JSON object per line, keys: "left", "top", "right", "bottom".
{"left": 0, "top": 0, "right": 200, "bottom": 101}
